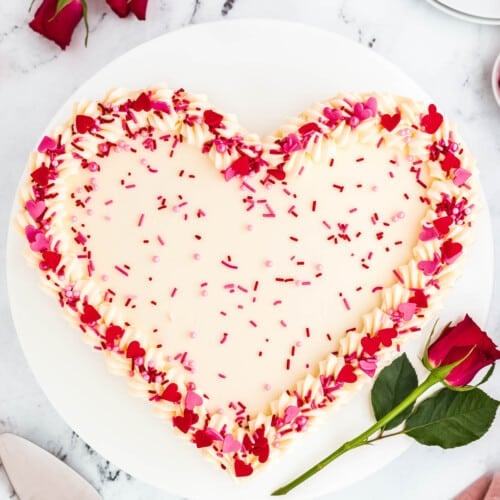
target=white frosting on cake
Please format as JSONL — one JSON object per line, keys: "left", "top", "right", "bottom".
{"left": 18, "top": 86, "right": 477, "bottom": 477}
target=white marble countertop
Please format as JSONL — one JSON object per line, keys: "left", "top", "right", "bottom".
{"left": 1, "top": 1, "right": 500, "bottom": 499}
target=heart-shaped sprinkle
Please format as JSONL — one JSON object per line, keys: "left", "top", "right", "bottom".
{"left": 37, "top": 136, "right": 57, "bottom": 153}
{"left": 173, "top": 409, "right": 199, "bottom": 434}
{"left": 203, "top": 109, "right": 224, "bottom": 129}
{"left": 336, "top": 364, "right": 357, "bottom": 383}
{"left": 361, "top": 335, "right": 381, "bottom": 356}
{"left": 440, "top": 151, "right": 460, "bottom": 173}
{"left": 398, "top": 302, "right": 417, "bottom": 321}
{"left": 40, "top": 250, "right": 61, "bottom": 272}
{"left": 31, "top": 166, "right": 50, "bottom": 187}
{"left": 80, "top": 304, "right": 101, "bottom": 325}
{"left": 185, "top": 390, "right": 203, "bottom": 410}
{"left": 105, "top": 325, "right": 124, "bottom": 347}
{"left": 222, "top": 434, "right": 241, "bottom": 453}
{"left": 126, "top": 340, "right": 146, "bottom": 359}
{"left": 418, "top": 254, "right": 440, "bottom": 276}
{"left": 161, "top": 383, "right": 182, "bottom": 403}
{"left": 151, "top": 100, "right": 170, "bottom": 113}
{"left": 353, "top": 102, "right": 372, "bottom": 120}
{"left": 132, "top": 92, "right": 152, "bottom": 112}
{"left": 380, "top": 112, "right": 401, "bottom": 132}
{"left": 433, "top": 216, "right": 453, "bottom": 236}
{"left": 440, "top": 239, "right": 462, "bottom": 264}
{"left": 30, "top": 232, "right": 49, "bottom": 252}
{"left": 359, "top": 358, "right": 377, "bottom": 377}
{"left": 75, "top": 115, "right": 96, "bottom": 134}
{"left": 453, "top": 168, "right": 472, "bottom": 187}
{"left": 25, "top": 225, "right": 38, "bottom": 243}
{"left": 283, "top": 405, "right": 300, "bottom": 424}
{"left": 193, "top": 429, "right": 214, "bottom": 448}
{"left": 378, "top": 327, "right": 398, "bottom": 347}
{"left": 419, "top": 224, "right": 438, "bottom": 241}
{"left": 420, "top": 104, "right": 443, "bottom": 134}
{"left": 234, "top": 458, "right": 253, "bottom": 477}
{"left": 26, "top": 200, "right": 46, "bottom": 220}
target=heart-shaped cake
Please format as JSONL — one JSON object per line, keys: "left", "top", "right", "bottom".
{"left": 19, "top": 86, "right": 477, "bottom": 477}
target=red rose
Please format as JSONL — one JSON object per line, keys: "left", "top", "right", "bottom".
{"left": 29, "top": 0, "right": 83, "bottom": 50}
{"left": 106, "top": 0, "right": 148, "bottom": 20}
{"left": 427, "top": 315, "right": 500, "bottom": 386}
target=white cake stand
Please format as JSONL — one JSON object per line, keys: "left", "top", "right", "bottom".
{"left": 7, "top": 20, "right": 494, "bottom": 500}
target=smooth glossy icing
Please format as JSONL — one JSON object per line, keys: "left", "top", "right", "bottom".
{"left": 18, "top": 87, "right": 477, "bottom": 477}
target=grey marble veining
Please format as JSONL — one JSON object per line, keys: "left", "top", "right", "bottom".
{"left": 1, "top": 1, "right": 499, "bottom": 499}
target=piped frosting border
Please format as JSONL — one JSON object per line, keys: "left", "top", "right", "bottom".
{"left": 18, "top": 86, "right": 477, "bottom": 478}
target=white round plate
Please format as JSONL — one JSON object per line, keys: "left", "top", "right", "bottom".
{"left": 426, "top": 0, "right": 500, "bottom": 25}
{"left": 7, "top": 19, "right": 494, "bottom": 500}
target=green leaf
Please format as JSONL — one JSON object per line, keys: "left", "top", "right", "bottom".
{"left": 81, "top": 0, "right": 89, "bottom": 46}
{"left": 405, "top": 388, "right": 499, "bottom": 448}
{"left": 371, "top": 353, "right": 419, "bottom": 430}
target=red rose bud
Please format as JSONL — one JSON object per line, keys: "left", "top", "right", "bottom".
{"left": 29, "top": 0, "right": 83, "bottom": 50}
{"left": 106, "top": 0, "right": 148, "bottom": 19}
{"left": 427, "top": 315, "right": 500, "bottom": 387}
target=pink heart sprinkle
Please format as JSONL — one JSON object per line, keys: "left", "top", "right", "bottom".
{"left": 26, "top": 200, "right": 46, "bottom": 220}
{"left": 185, "top": 390, "right": 203, "bottom": 410}
{"left": 365, "top": 97, "right": 378, "bottom": 114}
{"left": 453, "top": 168, "right": 471, "bottom": 187}
{"left": 283, "top": 405, "right": 300, "bottom": 424}
{"left": 37, "top": 136, "right": 57, "bottom": 154}
{"left": 353, "top": 103, "right": 372, "bottom": 120}
{"left": 222, "top": 434, "right": 241, "bottom": 453}
{"left": 30, "top": 232, "right": 49, "bottom": 252}
{"left": 25, "top": 225, "right": 38, "bottom": 242}
{"left": 419, "top": 226, "right": 438, "bottom": 241}
{"left": 398, "top": 302, "right": 417, "bottom": 321}
{"left": 359, "top": 358, "right": 377, "bottom": 377}
{"left": 418, "top": 258, "right": 438, "bottom": 276}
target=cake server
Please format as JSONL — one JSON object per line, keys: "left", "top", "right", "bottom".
{"left": 0, "top": 433, "right": 101, "bottom": 500}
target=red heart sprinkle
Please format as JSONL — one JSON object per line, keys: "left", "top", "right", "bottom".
{"left": 203, "top": 109, "right": 223, "bottom": 128}
{"left": 126, "top": 340, "right": 145, "bottom": 359}
{"left": 378, "top": 327, "right": 398, "bottom": 347}
{"left": 75, "top": 115, "right": 96, "bottom": 134}
{"left": 267, "top": 168, "right": 286, "bottom": 181}
{"left": 234, "top": 458, "right": 253, "bottom": 477}
{"left": 161, "top": 383, "right": 182, "bottom": 403}
{"left": 80, "top": 304, "right": 101, "bottom": 325}
{"left": 440, "top": 151, "right": 460, "bottom": 173}
{"left": 193, "top": 429, "right": 214, "bottom": 448}
{"left": 172, "top": 409, "right": 199, "bottom": 434}
{"left": 298, "top": 122, "right": 321, "bottom": 135}
{"left": 224, "top": 155, "right": 251, "bottom": 181}
{"left": 433, "top": 216, "right": 453, "bottom": 235}
{"left": 440, "top": 239, "right": 462, "bottom": 264}
{"left": 361, "top": 335, "right": 380, "bottom": 356}
{"left": 105, "top": 325, "right": 124, "bottom": 346}
{"left": 31, "top": 166, "right": 50, "bottom": 187}
{"left": 409, "top": 289, "right": 428, "bottom": 308}
{"left": 252, "top": 436, "right": 270, "bottom": 463}
{"left": 132, "top": 92, "right": 152, "bottom": 112}
{"left": 336, "top": 363, "right": 357, "bottom": 383}
{"left": 41, "top": 250, "right": 61, "bottom": 271}
{"left": 420, "top": 104, "right": 443, "bottom": 134}
{"left": 380, "top": 112, "right": 401, "bottom": 132}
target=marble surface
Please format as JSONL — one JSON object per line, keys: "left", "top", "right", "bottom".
{"left": 1, "top": 1, "right": 500, "bottom": 499}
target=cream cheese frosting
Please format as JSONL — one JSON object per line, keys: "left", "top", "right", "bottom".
{"left": 18, "top": 86, "right": 477, "bottom": 477}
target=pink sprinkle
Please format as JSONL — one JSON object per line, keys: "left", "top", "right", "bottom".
{"left": 101, "top": 274, "right": 108, "bottom": 281}
{"left": 221, "top": 259, "right": 238, "bottom": 270}
{"left": 201, "top": 289, "right": 208, "bottom": 297}
{"left": 138, "top": 213, "right": 145, "bottom": 226}
{"left": 104, "top": 200, "right": 113, "bottom": 205}
{"left": 372, "top": 185, "right": 378, "bottom": 192}
{"left": 280, "top": 320, "right": 287, "bottom": 327}
{"left": 398, "top": 211, "right": 405, "bottom": 219}
{"left": 296, "top": 341, "right": 302, "bottom": 347}
{"left": 295, "top": 280, "right": 302, "bottom": 287}
{"left": 114, "top": 265, "right": 128, "bottom": 277}
{"left": 170, "top": 287, "right": 178, "bottom": 297}
{"left": 125, "top": 184, "right": 136, "bottom": 189}
{"left": 264, "top": 384, "right": 271, "bottom": 391}
{"left": 220, "top": 333, "right": 228, "bottom": 344}
{"left": 140, "top": 158, "right": 147, "bottom": 166}
{"left": 315, "top": 263, "right": 323, "bottom": 271}
{"left": 265, "top": 260, "right": 273, "bottom": 267}
{"left": 86, "top": 209, "right": 93, "bottom": 216}
{"left": 218, "top": 373, "right": 227, "bottom": 379}
{"left": 246, "top": 224, "right": 253, "bottom": 231}
{"left": 157, "top": 235, "right": 165, "bottom": 246}
{"left": 152, "top": 255, "right": 160, "bottom": 263}
{"left": 189, "top": 331, "right": 196, "bottom": 339}
{"left": 193, "top": 253, "right": 201, "bottom": 260}
{"left": 343, "top": 298, "right": 351, "bottom": 310}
